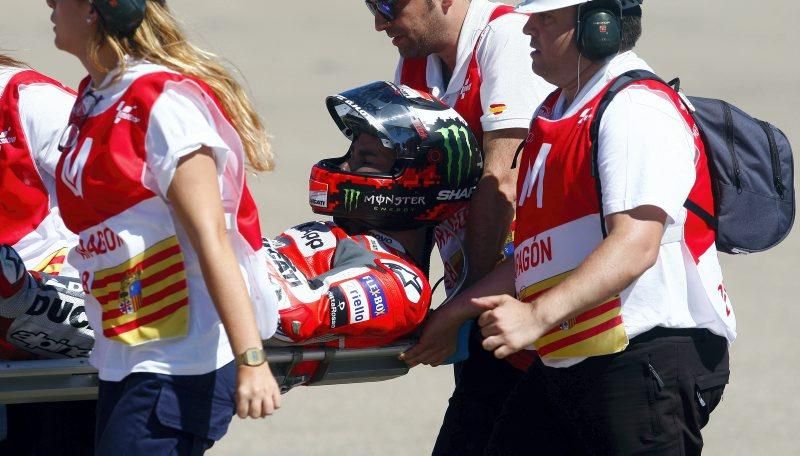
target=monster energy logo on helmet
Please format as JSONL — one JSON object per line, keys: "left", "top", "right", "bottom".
{"left": 436, "top": 124, "right": 473, "bottom": 186}
{"left": 343, "top": 189, "right": 361, "bottom": 211}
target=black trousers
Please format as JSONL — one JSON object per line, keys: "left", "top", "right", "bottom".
{"left": 485, "top": 327, "right": 730, "bottom": 456}
{"left": 433, "top": 322, "right": 525, "bottom": 456}
{"left": 95, "top": 362, "right": 237, "bottom": 455}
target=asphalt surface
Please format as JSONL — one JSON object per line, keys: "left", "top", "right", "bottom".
{"left": 6, "top": 1, "right": 799, "bottom": 454}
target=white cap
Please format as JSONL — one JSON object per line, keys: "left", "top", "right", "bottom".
{"left": 515, "top": 0, "right": 590, "bottom": 13}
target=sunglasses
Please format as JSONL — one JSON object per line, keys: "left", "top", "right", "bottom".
{"left": 365, "top": 0, "right": 397, "bottom": 22}
{"left": 58, "top": 90, "right": 103, "bottom": 153}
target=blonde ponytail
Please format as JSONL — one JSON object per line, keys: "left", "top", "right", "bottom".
{"left": 88, "top": 2, "right": 274, "bottom": 172}
{"left": 0, "top": 54, "right": 28, "bottom": 68}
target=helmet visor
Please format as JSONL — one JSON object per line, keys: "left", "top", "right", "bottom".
{"left": 326, "top": 81, "right": 447, "bottom": 161}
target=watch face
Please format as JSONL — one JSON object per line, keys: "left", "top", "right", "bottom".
{"left": 244, "top": 348, "right": 265, "bottom": 366}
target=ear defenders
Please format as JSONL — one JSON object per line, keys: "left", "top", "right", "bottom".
{"left": 576, "top": 0, "right": 623, "bottom": 61}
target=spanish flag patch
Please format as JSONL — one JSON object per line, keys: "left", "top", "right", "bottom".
{"left": 489, "top": 103, "right": 507, "bottom": 115}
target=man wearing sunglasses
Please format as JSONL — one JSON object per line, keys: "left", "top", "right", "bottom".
{"left": 365, "top": 1, "right": 553, "bottom": 454}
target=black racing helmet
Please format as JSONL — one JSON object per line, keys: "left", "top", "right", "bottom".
{"left": 309, "top": 81, "right": 483, "bottom": 231}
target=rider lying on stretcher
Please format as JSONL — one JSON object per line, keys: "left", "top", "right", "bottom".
{"left": 0, "top": 81, "right": 483, "bottom": 359}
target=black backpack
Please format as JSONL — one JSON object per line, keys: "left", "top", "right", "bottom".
{"left": 590, "top": 69, "right": 795, "bottom": 254}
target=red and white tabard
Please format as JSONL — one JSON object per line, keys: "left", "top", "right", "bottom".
{"left": 55, "top": 62, "right": 277, "bottom": 380}
{"left": 0, "top": 69, "right": 76, "bottom": 274}
{"left": 514, "top": 77, "right": 732, "bottom": 367}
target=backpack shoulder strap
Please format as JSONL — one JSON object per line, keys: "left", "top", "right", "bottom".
{"left": 589, "top": 69, "right": 669, "bottom": 237}
{"left": 589, "top": 70, "right": 720, "bottom": 239}
{"left": 590, "top": 69, "right": 666, "bottom": 177}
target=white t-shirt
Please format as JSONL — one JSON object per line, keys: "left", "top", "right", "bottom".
{"left": 0, "top": 66, "right": 78, "bottom": 275}
{"left": 394, "top": 0, "right": 553, "bottom": 132}
{"left": 80, "top": 62, "right": 278, "bottom": 379}
{"left": 395, "top": 1, "right": 554, "bottom": 295}
{"left": 550, "top": 51, "right": 736, "bottom": 355}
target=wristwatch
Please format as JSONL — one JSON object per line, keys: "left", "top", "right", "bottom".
{"left": 235, "top": 347, "right": 267, "bottom": 367}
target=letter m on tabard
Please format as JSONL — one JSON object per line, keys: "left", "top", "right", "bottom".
{"left": 518, "top": 143, "right": 551, "bottom": 208}
{"left": 437, "top": 125, "right": 473, "bottom": 186}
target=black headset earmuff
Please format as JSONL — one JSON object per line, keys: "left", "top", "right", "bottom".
{"left": 576, "top": 0, "right": 623, "bottom": 61}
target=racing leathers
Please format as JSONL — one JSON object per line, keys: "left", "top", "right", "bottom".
{"left": 0, "top": 245, "right": 92, "bottom": 359}
{"left": 266, "top": 221, "right": 431, "bottom": 348}
{"left": 0, "top": 221, "right": 432, "bottom": 358}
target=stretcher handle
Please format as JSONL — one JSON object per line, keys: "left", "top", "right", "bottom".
{"left": 0, "top": 343, "right": 414, "bottom": 378}
{"left": 263, "top": 342, "right": 412, "bottom": 363}
{"left": 0, "top": 358, "right": 96, "bottom": 378}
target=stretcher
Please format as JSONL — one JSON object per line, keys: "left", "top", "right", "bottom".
{"left": 0, "top": 341, "right": 414, "bottom": 404}
{"left": 0, "top": 226, "right": 472, "bottom": 404}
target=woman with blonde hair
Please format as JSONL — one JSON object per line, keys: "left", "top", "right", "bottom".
{"left": 46, "top": 0, "right": 280, "bottom": 453}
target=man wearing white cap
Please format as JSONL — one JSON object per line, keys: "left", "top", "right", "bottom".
{"left": 446, "top": 0, "right": 736, "bottom": 453}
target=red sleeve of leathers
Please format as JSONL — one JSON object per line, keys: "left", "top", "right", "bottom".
{"left": 269, "top": 222, "right": 432, "bottom": 348}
